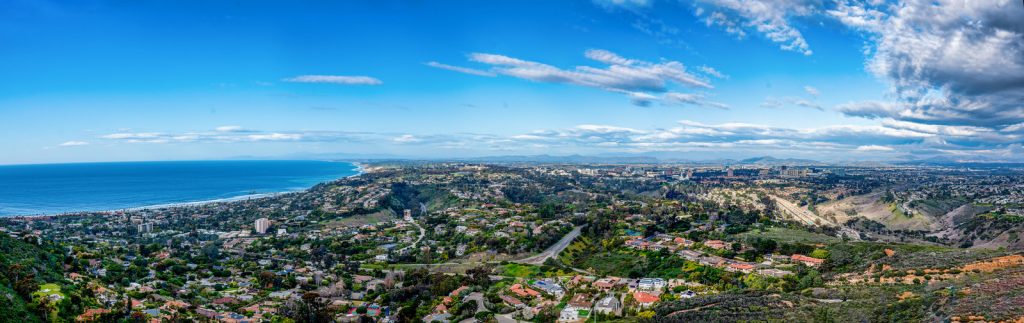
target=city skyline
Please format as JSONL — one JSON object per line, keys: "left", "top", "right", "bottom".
{"left": 1, "top": 0, "right": 1022, "bottom": 164}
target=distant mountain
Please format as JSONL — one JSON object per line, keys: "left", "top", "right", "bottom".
{"left": 894, "top": 156, "right": 1024, "bottom": 167}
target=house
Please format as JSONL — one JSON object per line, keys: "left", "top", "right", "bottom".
{"left": 510, "top": 284, "right": 540, "bottom": 298}
{"left": 592, "top": 277, "right": 618, "bottom": 290}
{"left": 557, "top": 307, "right": 579, "bottom": 322}
{"left": 76, "top": 308, "right": 111, "bottom": 322}
{"left": 594, "top": 294, "right": 622, "bottom": 316}
{"left": 726, "top": 262, "right": 756, "bottom": 273}
{"left": 678, "top": 290, "right": 697, "bottom": 299}
{"left": 637, "top": 278, "right": 666, "bottom": 291}
{"left": 679, "top": 249, "right": 702, "bottom": 261}
{"left": 672, "top": 237, "right": 689, "bottom": 245}
{"left": 500, "top": 295, "right": 525, "bottom": 308}
{"left": 532, "top": 279, "right": 565, "bottom": 298}
{"left": 757, "top": 268, "right": 794, "bottom": 278}
{"left": 433, "top": 303, "right": 448, "bottom": 314}
{"left": 704, "top": 240, "right": 729, "bottom": 250}
{"left": 698, "top": 256, "right": 728, "bottom": 267}
{"left": 792, "top": 254, "right": 824, "bottom": 267}
{"left": 449, "top": 286, "right": 468, "bottom": 299}
{"left": 633, "top": 291, "right": 659, "bottom": 308}
{"left": 567, "top": 293, "right": 593, "bottom": 310}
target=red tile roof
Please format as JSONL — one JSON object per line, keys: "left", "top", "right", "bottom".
{"left": 633, "top": 291, "right": 659, "bottom": 304}
{"left": 792, "top": 254, "right": 824, "bottom": 265}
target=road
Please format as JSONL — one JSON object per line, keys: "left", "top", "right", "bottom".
{"left": 771, "top": 195, "right": 827, "bottom": 226}
{"left": 513, "top": 225, "right": 583, "bottom": 265}
{"left": 365, "top": 224, "right": 585, "bottom": 273}
{"left": 495, "top": 314, "right": 520, "bottom": 323}
{"left": 464, "top": 292, "right": 487, "bottom": 314}
{"left": 396, "top": 218, "right": 425, "bottom": 254}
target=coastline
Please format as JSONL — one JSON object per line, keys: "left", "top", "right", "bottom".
{"left": 3, "top": 160, "right": 365, "bottom": 219}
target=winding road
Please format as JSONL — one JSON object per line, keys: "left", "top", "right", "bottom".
{"left": 396, "top": 218, "right": 425, "bottom": 254}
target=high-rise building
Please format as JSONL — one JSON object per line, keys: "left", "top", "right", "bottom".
{"left": 255, "top": 217, "right": 271, "bottom": 234}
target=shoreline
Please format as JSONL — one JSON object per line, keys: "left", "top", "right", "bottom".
{"left": 3, "top": 160, "right": 365, "bottom": 219}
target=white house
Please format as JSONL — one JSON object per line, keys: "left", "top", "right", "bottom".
{"left": 557, "top": 307, "right": 579, "bottom": 322}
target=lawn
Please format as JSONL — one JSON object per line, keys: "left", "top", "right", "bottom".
{"left": 500, "top": 263, "right": 541, "bottom": 277}
{"left": 323, "top": 210, "right": 396, "bottom": 228}
{"left": 32, "top": 283, "right": 64, "bottom": 317}
{"left": 737, "top": 227, "right": 838, "bottom": 244}
{"left": 32, "top": 283, "right": 63, "bottom": 300}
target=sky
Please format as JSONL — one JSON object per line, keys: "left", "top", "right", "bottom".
{"left": 1, "top": 0, "right": 1022, "bottom": 164}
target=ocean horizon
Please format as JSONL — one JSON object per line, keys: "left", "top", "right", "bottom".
{"left": 0, "top": 160, "right": 360, "bottom": 216}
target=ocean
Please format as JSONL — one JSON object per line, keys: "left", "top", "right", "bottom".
{"left": 0, "top": 160, "right": 360, "bottom": 216}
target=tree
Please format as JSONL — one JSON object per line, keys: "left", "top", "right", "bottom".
{"left": 285, "top": 292, "right": 332, "bottom": 323}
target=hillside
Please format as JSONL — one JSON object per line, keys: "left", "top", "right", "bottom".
{"left": 0, "top": 233, "right": 65, "bottom": 323}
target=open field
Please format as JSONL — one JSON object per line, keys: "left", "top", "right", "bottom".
{"left": 737, "top": 227, "right": 839, "bottom": 244}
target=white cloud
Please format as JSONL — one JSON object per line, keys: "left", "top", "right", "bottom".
{"left": 694, "top": 0, "right": 816, "bottom": 55}
{"left": 584, "top": 49, "right": 638, "bottom": 65}
{"left": 433, "top": 49, "right": 718, "bottom": 106}
{"left": 761, "top": 96, "right": 822, "bottom": 111}
{"left": 425, "top": 61, "right": 496, "bottom": 77}
{"left": 246, "top": 133, "right": 302, "bottom": 141}
{"left": 101, "top": 132, "right": 163, "bottom": 140}
{"left": 698, "top": 65, "right": 728, "bottom": 79}
{"left": 393, "top": 134, "right": 422, "bottom": 143}
{"left": 663, "top": 92, "right": 729, "bottom": 109}
{"left": 58, "top": 141, "right": 89, "bottom": 146}
{"left": 83, "top": 120, "right": 1023, "bottom": 161}
{"left": 831, "top": 0, "right": 1024, "bottom": 129}
{"left": 215, "top": 125, "right": 247, "bottom": 133}
{"left": 282, "top": 75, "right": 382, "bottom": 85}
{"left": 804, "top": 86, "right": 819, "bottom": 97}
{"left": 856, "top": 145, "right": 894, "bottom": 152}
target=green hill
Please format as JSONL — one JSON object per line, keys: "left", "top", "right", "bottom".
{"left": 0, "top": 233, "right": 65, "bottom": 322}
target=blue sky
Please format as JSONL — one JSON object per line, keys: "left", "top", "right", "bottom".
{"left": 2, "top": 0, "right": 1022, "bottom": 164}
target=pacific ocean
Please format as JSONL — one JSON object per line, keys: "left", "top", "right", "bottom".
{"left": 0, "top": 160, "right": 360, "bottom": 216}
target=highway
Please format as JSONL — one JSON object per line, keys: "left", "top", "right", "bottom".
{"left": 513, "top": 225, "right": 583, "bottom": 265}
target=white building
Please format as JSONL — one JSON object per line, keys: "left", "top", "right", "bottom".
{"left": 557, "top": 307, "right": 579, "bottom": 322}
{"left": 637, "top": 278, "right": 666, "bottom": 291}
{"left": 255, "top": 218, "right": 271, "bottom": 234}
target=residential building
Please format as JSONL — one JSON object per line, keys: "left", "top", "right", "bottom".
{"left": 255, "top": 218, "right": 271, "bottom": 234}
{"left": 594, "top": 294, "right": 622, "bottom": 316}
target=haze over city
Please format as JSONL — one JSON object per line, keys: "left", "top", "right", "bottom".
{"left": 3, "top": 0, "right": 1022, "bottom": 164}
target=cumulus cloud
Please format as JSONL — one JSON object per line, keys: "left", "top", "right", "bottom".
{"left": 830, "top": 0, "right": 1024, "bottom": 129}
{"left": 283, "top": 75, "right": 382, "bottom": 85}
{"left": 430, "top": 49, "right": 719, "bottom": 107}
{"left": 58, "top": 141, "right": 89, "bottom": 146}
{"left": 502, "top": 118, "right": 1024, "bottom": 161}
